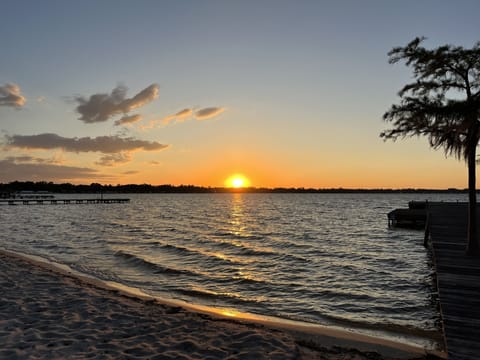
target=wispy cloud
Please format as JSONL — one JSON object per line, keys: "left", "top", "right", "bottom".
{"left": 6, "top": 133, "right": 168, "bottom": 153}
{"left": 0, "top": 158, "right": 100, "bottom": 182}
{"left": 122, "top": 170, "right": 139, "bottom": 175}
{"left": 114, "top": 114, "right": 143, "bottom": 126}
{"left": 163, "top": 108, "right": 193, "bottom": 125}
{"left": 95, "top": 153, "right": 132, "bottom": 166}
{"left": 5, "top": 155, "right": 61, "bottom": 165}
{"left": 75, "top": 84, "right": 159, "bottom": 123}
{"left": 195, "top": 107, "right": 225, "bottom": 120}
{"left": 145, "top": 106, "right": 225, "bottom": 129}
{"left": 0, "top": 83, "right": 26, "bottom": 108}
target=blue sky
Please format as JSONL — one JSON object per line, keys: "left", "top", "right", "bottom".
{"left": 1, "top": 0, "right": 479, "bottom": 187}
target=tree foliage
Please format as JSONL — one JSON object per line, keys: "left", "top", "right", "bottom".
{"left": 381, "top": 37, "right": 480, "bottom": 255}
{"left": 381, "top": 37, "right": 480, "bottom": 161}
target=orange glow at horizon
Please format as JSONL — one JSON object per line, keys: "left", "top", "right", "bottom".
{"left": 225, "top": 174, "right": 251, "bottom": 188}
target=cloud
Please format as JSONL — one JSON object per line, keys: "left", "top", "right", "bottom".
{"left": 175, "top": 108, "right": 193, "bottom": 118}
{"left": 6, "top": 133, "right": 169, "bottom": 154}
{"left": 0, "top": 83, "right": 26, "bottom": 108}
{"left": 137, "top": 105, "right": 225, "bottom": 130}
{"left": 160, "top": 106, "right": 225, "bottom": 126}
{"left": 96, "top": 153, "right": 132, "bottom": 166}
{"left": 114, "top": 114, "right": 143, "bottom": 126}
{"left": 0, "top": 158, "right": 100, "bottom": 182}
{"left": 36, "top": 96, "right": 46, "bottom": 103}
{"left": 163, "top": 108, "right": 193, "bottom": 124}
{"left": 194, "top": 107, "right": 225, "bottom": 120}
{"left": 75, "top": 84, "right": 159, "bottom": 123}
{"left": 5, "top": 155, "right": 58, "bottom": 165}
{"left": 5, "top": 155, "right": 40, "bottom": 163}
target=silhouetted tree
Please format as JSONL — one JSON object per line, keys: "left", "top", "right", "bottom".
{"left": 381, "top": 37, "right": 480, "bottom": 255}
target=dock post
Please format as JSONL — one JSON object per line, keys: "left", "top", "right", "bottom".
{"left": 424, "top": 213, "right": 430, "bottom": 247}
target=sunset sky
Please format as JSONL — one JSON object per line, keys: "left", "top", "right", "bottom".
{"left": 1, "top": 0, "right": 479, "bottom": 188}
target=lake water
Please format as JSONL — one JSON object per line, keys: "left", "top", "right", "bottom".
{"left": 0, "top": 192, "right": 467, "bottom": 349}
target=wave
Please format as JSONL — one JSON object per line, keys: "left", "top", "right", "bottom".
{"left": 114, "top": 250, "right": 197, "bottom": 277}
{"left": 198, "top": 238, "right": 277, "bottom": 258}
{"left": 275, "top": 240, "right": 313, "bottom": 250}
{"left": 231, "top": 275, "right": 270, "bottom": 286}
{"left": 212, "top": 230, "right": 264, "bottom": 241}
{"left": 153, "top": 242, "right": 197, "bottom": 255}
{"left": 145, "top": 241, "right": 249, "bottom": 266}
{"left": 276, "top": 253, "right": 312, "bottom": 263}
{"left": 176, "top": 287, "right": 262, "bottom": 306}
{"left": 281, "top": 309, "right": 442, "bottom": 346}
{"left": 236, "top": 246, "right": 278, "bottom": 257}
{"left": 199, "top": 236, "right": 313, "bottom": 263}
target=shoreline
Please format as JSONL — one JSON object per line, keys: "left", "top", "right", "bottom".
{"left": 0, "top": 181, "right": 473, "bottom": 194}
{"left": 0, "top": 248, "right": 445, "bottom": 359}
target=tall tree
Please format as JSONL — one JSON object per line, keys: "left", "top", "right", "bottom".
{"left": 381, "top": 37, "right": 480, "bottom": 255}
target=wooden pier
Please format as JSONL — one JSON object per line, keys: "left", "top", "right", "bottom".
{"left": 0, "top": 198, "right": 130, "bottom": 205}
{"left": 388, "top": 201, "right": 428, "bottom": 229}
{"left": 426, "top": 202, "right": 480, "bottom": 360}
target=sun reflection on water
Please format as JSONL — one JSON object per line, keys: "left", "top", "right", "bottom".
{"left": 220, "top": 309, "right": 239, "bottom": 317}
{"left": 224, "top": 194, "right": 269, "bottom": 293}
{"left": 229, "top": 193, "right": 246, "bottom": 237}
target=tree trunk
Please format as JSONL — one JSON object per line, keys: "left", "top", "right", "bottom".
{"left": 466, "top": 140, "right": 479, "bottom": 256}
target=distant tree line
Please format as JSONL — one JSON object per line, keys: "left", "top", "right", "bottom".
{"left": 0, "top": 181, "right": 470, "bottom": 194}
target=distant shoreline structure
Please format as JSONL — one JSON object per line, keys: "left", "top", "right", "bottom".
{"left": 0, "top": 181, "right": 470, "bottom": 194}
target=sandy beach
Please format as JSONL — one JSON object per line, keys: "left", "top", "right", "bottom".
{"left": 0, "top": 250, "right": 439, "bottom": 359}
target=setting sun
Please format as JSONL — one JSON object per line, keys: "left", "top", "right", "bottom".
{"left": 225, "top": 174, "right": 251, "bottom": 188}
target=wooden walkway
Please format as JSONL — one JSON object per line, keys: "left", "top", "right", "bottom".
{"left": 427, "top": 203, "right": 480, "bottom": 360}
{"left": 0, "top": 198, "right": 130, "bottom": 205}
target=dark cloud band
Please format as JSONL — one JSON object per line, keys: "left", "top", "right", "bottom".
{"left": 6, "top": 133, "right": 168, "bottom": 154}
{"left": 0, "top": 159, "right": 99, "bottom": 182}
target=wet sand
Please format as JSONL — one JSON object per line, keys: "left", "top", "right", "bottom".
{"left": 0, "top": 250, "right": 439, "bottom": 359}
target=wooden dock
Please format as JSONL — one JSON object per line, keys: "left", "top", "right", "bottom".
{"left": 0, "top": 198, "right": 130, "bottom": 205}
{"left": 388, "top": 200, "right": 427, "bottom": 228}
{"left": 426, "top": 202, "right": 480, "bottom": 360}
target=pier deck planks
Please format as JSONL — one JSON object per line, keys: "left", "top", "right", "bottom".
{"left": 427, "top": 203, "right": 480, "bottom": 360}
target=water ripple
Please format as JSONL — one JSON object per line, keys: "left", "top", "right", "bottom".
{"left": 0, "top": 192, "right": 466, "bottom": 348}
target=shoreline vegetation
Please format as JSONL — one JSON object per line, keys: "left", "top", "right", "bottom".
{"left": 0, "top": 181, "right": 471, "bottom": 194}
